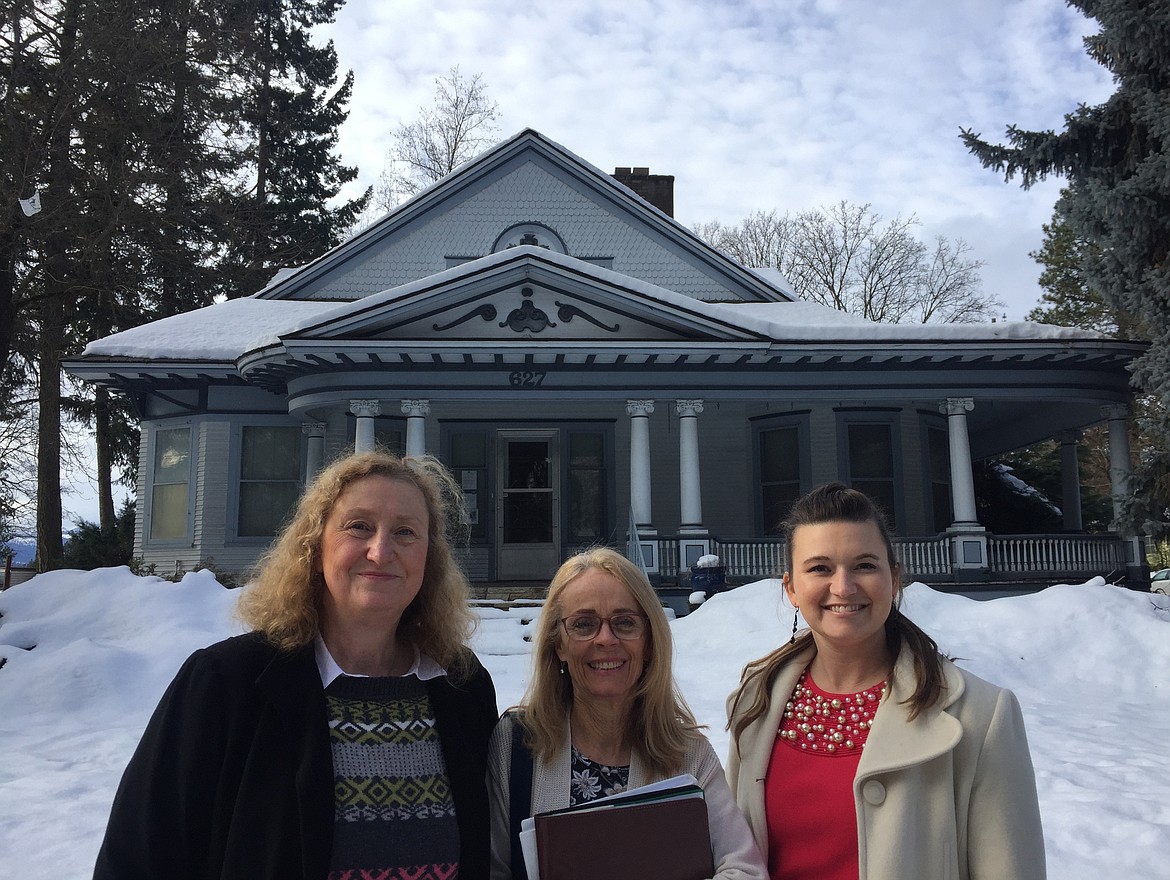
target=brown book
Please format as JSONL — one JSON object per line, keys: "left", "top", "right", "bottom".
{"left": 532, "top": 788, "right": 713, "bottom": 880}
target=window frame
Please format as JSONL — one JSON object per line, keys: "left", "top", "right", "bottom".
{"left": 227, "top": 419, "right": 305, "bottom": 543}
{"left": 835, "top": 409, "right": 905, "bottom": 531}
{"left": 752, "top": 413, "right": 811, "bottom": 536}
{"left": 144, "top": 420, "right": 195, "bottom": 546}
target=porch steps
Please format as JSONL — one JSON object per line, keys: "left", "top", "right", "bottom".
{"left": 469, "top": 582, "right": 547, "bottom": 606}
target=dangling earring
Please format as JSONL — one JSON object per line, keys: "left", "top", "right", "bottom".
{"left": 559, "top": 661, "right": 567, "bottom": 675}
{"left": 790, "top": 608, "right": 799, "bottom": 645}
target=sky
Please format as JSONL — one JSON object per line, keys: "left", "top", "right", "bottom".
{"left": 1, "top": 568, "right": 1167, "bottom": 878}
{"left": 317, "top": 0, "right": 1114, "bottom": 321}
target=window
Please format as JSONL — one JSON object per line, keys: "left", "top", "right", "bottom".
{"left": 375, "top": 426, "right": 404, "bottom": 455}
{"left": 150, "top": 427, "right": 191, "bottom": 541}
{"left": 492, "top": 223, "right": 568, "bottom": 254}
{"left": 568, "top": 432, "right": 607, "bottom": 545}
{"left": 238, "top": 426, "right": 301, "bottom": 537}
{"left": 926, "top": 426, "right": 952, "bottom": 532}
{"left": 759, "top": 426, "right": 802, "bottom": 534}
{"left": 847, "top": 422, "right": 898, "bottom": 529}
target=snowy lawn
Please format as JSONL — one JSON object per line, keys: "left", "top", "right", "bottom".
{"left": 1, "top": 567, "right": 1167, "bottom": 878}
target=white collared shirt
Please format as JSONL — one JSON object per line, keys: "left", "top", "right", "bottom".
{"left": 314, "top": 634, "right": 448, "bottom": 687}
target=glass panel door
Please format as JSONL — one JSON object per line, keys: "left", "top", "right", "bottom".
{"left": 497, "top": 431, "right": 559, "bottom": 580}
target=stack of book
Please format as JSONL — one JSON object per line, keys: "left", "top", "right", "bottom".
{"left": 519, "top": 773, "right": 714, "bottom": 880}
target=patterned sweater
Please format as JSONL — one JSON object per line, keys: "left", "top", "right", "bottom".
{"left": 326, "top": 674, "right": 461, "bottom": 880}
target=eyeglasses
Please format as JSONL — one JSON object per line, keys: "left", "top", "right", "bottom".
{"left": 560, "top": 613, "right": 648, "bottom": 641}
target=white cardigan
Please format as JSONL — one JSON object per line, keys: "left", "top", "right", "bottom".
{"left": 487, "top": 712, "right": 767, "bottom": 880}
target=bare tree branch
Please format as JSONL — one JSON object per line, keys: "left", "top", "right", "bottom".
{"left": 695, "top": 201, "right": 1001, "bottom": 324}
{"left": 374, "top": 66, "right": 500, "bottom": 211}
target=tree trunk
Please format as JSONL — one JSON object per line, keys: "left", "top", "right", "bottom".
{"left": 95, "top": 384, "right": 115, "bottom": 530}
{"left": 33, "top": 0, "right": 81, "bottom": 572}
{"left": 35, "top": 295, "right": 64, "bottom": 571}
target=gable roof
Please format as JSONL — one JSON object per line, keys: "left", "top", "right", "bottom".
{"left": 253, "top": 128, "right": 796, "bottom": 305}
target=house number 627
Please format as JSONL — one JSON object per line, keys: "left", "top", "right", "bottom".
{"left": 508, "top": 370, "right": 546, "bottom": 387}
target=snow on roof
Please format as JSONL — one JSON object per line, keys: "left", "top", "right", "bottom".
{"left": 747, "top": 266, "right": 798, "bottom": 298}
{"left": 77, "top": 250, "right": 1109, "bottom": 363}
{"left": 708, "top": 301, "right": 1107, "bottom": 341}
{"left": 79, "top": 297, "right": 343, "bottom": 360}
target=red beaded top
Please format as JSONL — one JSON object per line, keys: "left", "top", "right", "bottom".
{"left": 778, "top": 667, "right": 887, "bottom": 756}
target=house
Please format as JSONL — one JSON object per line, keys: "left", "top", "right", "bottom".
{"left": 65, "top": 129, "right": 1147, "bottom": 591}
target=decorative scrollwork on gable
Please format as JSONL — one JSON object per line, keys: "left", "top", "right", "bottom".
{"left": 500, "top": 286, "right": 556, "bottom": 333}
{"left": 555, "top": 301, "right": 620, "bottom": 333}
{"left": 433, "top": 303, "right": 498, "bottom": 332}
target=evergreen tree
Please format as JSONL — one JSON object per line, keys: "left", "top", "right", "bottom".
{"left": 1026, "top": 207, "right": 1116, "bottom": 334}
{"left": 961, "top": 0, "right": 1170, "bottom": 540}
{"left": 62, "top": 499, "right": 135, "bottom": 569}
{"left": 223, "top": 0, "right": 370, "bottom": 296}
{"left": 3, "top": 0, "right": 370, "bottom": 567}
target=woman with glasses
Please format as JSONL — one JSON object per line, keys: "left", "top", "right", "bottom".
{"left": 487, "top": 547, "right": 766, "bottom": 879}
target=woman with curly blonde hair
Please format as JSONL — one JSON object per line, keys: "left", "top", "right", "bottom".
{"left": 486, "top": 547, "right": 765, "bottom": 880}
{"left": 238, "top": 452, "right": 478, "bottom": 675}
{"left": 96, "top": 451, "right": 498, "bottom": 880}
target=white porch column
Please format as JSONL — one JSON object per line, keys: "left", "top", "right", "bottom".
{"left": 349, "top": 399, "right": 381, "bottom": 453}
{"left": 939, "top": 397, "right": 979, "bottom": 526}
{"left": 401, "top": 399, "right": 430, "bottom": 457}
{"left": 1102, "top": 404, "right": 1133, "bottom": 528}
{"left": 626, "top": 400, "right": 655, "bottom": 534}
{"left": 676, "top": 399, "right": 706, "bottom": 534}
{"left": 302, "top": 421, "right": 327, "bottom": 482}
{"left": 1058, "top": 430, "right": 1084, "bottom": 532}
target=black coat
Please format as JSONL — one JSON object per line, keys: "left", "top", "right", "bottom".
{"left": 93, "top": 632, "right": 498, "bottom": 880}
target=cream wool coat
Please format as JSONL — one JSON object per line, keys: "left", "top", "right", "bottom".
{"left": 726, "top": 646, "right": 1046, "bottom": 880}
{"left": 487, "top": 712, "right": 767, "bottom": 880}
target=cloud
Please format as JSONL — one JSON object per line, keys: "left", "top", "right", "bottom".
{"left": 317, "top": 0, "right": 1115, "bottom": 319}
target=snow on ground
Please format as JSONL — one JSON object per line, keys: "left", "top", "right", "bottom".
{"left": 1, "top": 568, "right": 1168, "bottom": 878}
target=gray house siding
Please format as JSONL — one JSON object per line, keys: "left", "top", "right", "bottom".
{"left": 193, "top": 420, "right": 230, "bottom": 564}
{"left": 898, "top": 408, "right": 929, "bottom": 535}
{"left": 301, "top": 161, "right": 749, "bottom": 304}
{"left": 808, "top": 407, "right": 840, "bottom": 488}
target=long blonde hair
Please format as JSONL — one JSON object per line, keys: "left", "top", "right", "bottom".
{"left": 728, "top": 482, "right": 945, "bottom": 747}
{"left": 237, "top": 451, "right": 478, "bottom": 678}
{"left": 518, "top": 547, "right": 702, "bottom": 777}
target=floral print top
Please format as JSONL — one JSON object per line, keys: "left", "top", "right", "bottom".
{"left": 568, "top": 744, "right": 630, "bottom": 806}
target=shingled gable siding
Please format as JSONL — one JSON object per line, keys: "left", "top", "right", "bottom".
{"left": 304, "top": 163, "right": 741, "bottom": 303}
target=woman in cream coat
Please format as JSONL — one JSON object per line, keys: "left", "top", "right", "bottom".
{"left": 726, "top": 484, "right": 1045, "bottom": 880}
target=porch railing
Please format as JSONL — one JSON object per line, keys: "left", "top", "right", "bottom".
{"left": 712, "top": 538, "right": 784, "bottom": 579}
{"left": 641, "top": 532, "right": 1130, "bottom": 585}
{"left": 897, "top": 535, "right": 953, "bottom": 577}
{"left": 987, "top": 533, "right": 1127, "bottom": 577}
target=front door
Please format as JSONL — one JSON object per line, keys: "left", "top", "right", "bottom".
{"left": 496, "top": 430, "right": 560, "bottom": 580}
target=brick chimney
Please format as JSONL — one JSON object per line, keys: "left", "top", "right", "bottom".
{"left": 612, "top": 166, "right": 675, "bottom": 217}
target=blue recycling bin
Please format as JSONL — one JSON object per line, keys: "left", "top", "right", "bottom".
{"left": 689, "top": 565, "right": 727, "bottom": 592}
